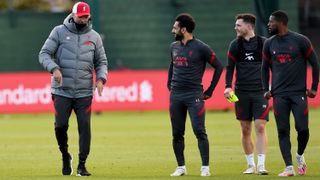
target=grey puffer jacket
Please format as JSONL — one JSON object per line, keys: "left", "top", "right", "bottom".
{"left": 39, "top": 14, "right": 107, "bottom": 98}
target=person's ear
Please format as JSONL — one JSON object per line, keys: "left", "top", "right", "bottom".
{"left": 181, "top": 27, "right": 186, "bottom": 33}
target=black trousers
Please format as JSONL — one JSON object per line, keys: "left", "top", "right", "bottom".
{"left": 273, "top": 95, "right": 309, "bottom": 166}
{"left": 169, "top": 91, "right": 209, "bottom": 166}
{"left": 52, "top": 94, "right": 92, "bottom": 162}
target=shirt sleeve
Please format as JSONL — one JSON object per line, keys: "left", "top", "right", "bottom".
{"left": 300, "top": 35, "right": 319, "bottom": 91}
{"left": 167, "top": 61, "right": 173, "bottom": 91}
{"left": 225, "top": 40, "right": 237, "bottom": 88}
{"left": 203, "top": 45, "right": 223, "bottom": 95}
{"left": 167, "top": 44, "right": 174, "bottom": 91}
{"left": 38, "top": 26, "right": 60, "bottom": 73}
{"left": 261, "top": 39, "right": 271, "bottom": 92}
{"left": 94, "top": 34, "right": 108, "bottom": 84}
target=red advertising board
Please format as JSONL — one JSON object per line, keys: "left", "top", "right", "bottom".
{"left": 0, "top": 69, "right": 319, "bottom": 113}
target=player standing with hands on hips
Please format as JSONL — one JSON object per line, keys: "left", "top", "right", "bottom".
{"left": 168, "top": 13, "right": 223, "bottom": 177}
{"left": 39, "top": 2, "right": 108, "bottom": 176}
{"left": 262, "top": 10, "right": 319, "bottom": 176}
{"left": 224, "top": 13, "right": 269, "bottom": 175}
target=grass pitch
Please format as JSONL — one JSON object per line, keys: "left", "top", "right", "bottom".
{"left": 0, "top": 109, "right": 320, "bottom": 179}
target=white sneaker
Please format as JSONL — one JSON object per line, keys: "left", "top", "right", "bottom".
{"left": 296, "top": 153, "right": 307, "bottom": 175}
{"left": 243, "top": 165, "right": 256, "bottom": 174}
{"left": 278, "top": 166, "right": 296, "bottom": 177}
{"left": 257, "top": 165, "right": 269, "bottom": 175}
{"left": 200, "top": 166, "right": 211, "bottom": 176}
{"left": 170, "top": 166, "right": 187, "bottom": 176}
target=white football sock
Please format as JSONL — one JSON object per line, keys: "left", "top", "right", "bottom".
{"left": 257, "top": 154, "right": 265, "bottom": 167}
{"left": 201, "top": 166, "right": 209, "bottom": 170}
{"left": 245, "top": 153, "right": 255, "bottom": 166}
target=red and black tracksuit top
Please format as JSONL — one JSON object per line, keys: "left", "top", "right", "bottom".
{"left": 167, "top": 38, "right": 223, "bottom": 96}
{"left": 262, "top": 31, "right": 319, "bottom": 97}
{"left": 226, "top": 36, "right": 266, "bottom": 92}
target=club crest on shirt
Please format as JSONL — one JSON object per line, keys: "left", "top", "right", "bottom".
{"left": 189, "top": 50, "right": 193, "bottom": 57}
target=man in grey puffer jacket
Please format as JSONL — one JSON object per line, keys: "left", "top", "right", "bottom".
{"left": 39, "top": 2, "right": 107, "bottom": 176}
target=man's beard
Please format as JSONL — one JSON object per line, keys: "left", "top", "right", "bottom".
{"left": 237, "top": 33, "right": 244, "bottom": 38}
{"left": 269, "top": 28, "right": 279, "bottom": 36}
{"left": 75, "top": 22, "right": 87, "bottom": 30}
{"left": 174, "top": 33, "right": 183, "bottom": 41}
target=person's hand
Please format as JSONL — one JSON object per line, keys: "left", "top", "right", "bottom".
{"left": 53, "top": 69, "right": 62, "bottom": 86}
{"left": 96, "top": 79, "right": 104, "bottom": 96}
{"left": 264, "top": 91, "right": 272, "bottom": 99}
{"left": 306, "top": 89, "right": 317, "bottom": 98}
{"left": 224, "top": 88, "right": 232, "bottom": 98}
{"left": 203, "top": 88, "right": 213, "bottom": 100}
{"left": 203, "top": 94, "right": 211, "bottom": 100}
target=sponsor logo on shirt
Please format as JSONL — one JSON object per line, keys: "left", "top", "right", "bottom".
{"left": 276, "top": 54, "right": 292, "bottom": 63}
{"left": 244, "top": 52, "right": 254, "bottom": 61}
{"left": 173, "top": 56, "right": 189, "bottom": 66}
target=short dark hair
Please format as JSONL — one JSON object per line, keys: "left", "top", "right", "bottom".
{"left": 175, "top": 13, "right": 196, "bottom": 33}
{"left": 271, "top": 10, "right": 288, "bottom": 25}
{"left": 236, "top": 13, "right": 256, "bottom": 26}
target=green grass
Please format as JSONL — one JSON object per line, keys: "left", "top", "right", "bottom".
{"left": 1, "top": 109, "right": 320, "bottom": 179}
